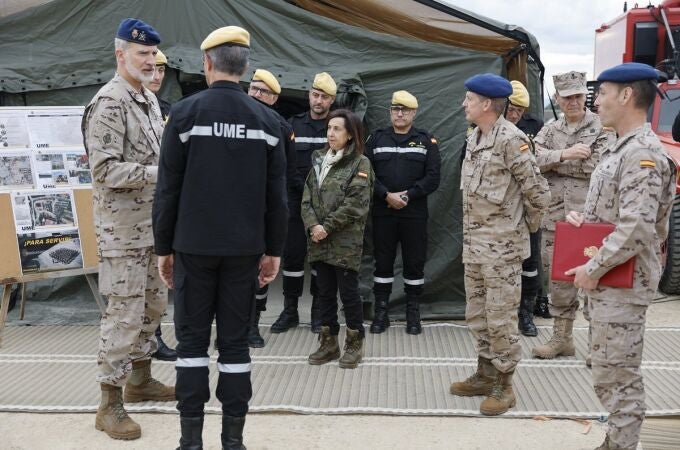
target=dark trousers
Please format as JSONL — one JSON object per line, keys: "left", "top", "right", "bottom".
{"left": 173, "top": 252, "right": 259, "bottom": 418}
{"left": 315, "top": 262, "right": 365, "bottom": 337}
{"left": 282, "top": 208, "right": 317, "bottom": 299}
{"left": 372, "top": 216, "right": 427, "bottom": 296}
{"left": 521, "top": 230, "right": 542, "bottom": 298}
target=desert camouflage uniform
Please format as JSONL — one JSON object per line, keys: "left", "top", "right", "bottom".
{"left": 461, "top": 116, "right": 550, "bottom": 372}
{"left": 583, "top": 123, "right": 675, "bottom": 449}
{"left": 82, "top": 73, "right": 167, "bottom": 387}
{"left": 534, "top": 109, "right": 614, "bottom": 320}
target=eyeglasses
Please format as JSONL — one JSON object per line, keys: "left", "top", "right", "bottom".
{"left": 249, "top": 86, "right": 276, "bottom": 97}
{"left": 390, "top": 106, "right": 415, "bottom": 115}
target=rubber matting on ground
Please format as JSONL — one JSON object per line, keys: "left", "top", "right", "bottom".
{"left": 0, "top": 323, "right": 679, "bottom": 418}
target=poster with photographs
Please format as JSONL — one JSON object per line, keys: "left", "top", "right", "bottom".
{"left": 0, "top": 110, "right": 31, "bottom": 148}
{"left": 33, "top": 149, "right": 91, "bottom": 188}
{"left": 0, "top": 150, "right": 35, "bottom": 190}
{"left": 11, "top": 190, "right": 77, "bottom": 233}
{"left": 17, "top": 229, "right": 83, "bottom": 274}
{"left": 26, "top": 108, "right": 84, "bottom": 148}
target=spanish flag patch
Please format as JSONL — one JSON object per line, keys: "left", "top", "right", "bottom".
{"left": 357, "top": 171, "right": 368, "bottom": 178}
{"left": 431, "top": 137, "right": 438, "bottom": 144}
{"left": 640, "top": 160, "right": 656, "bottom": 168}
{"left": 519, "top": 143, "right": 530, "bottom": 152}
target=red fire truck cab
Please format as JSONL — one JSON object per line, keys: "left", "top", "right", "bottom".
{"left": 595, "top": 0, "right": 680, "bottom": 293}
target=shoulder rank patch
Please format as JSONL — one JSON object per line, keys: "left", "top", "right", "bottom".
{"left": 431, "top": 137, "right": 438, "bottom": 144}
{"left": 519, "top": 143, "right": 530, "bottom": 152}
{"left": 640, "top": 159, "right": 656, "bottom": 168}
{"left": 357, "top": 171, "right": 368, "bottom": 178}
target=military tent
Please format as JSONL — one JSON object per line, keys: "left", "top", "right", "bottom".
{"left": 0, "top": 0, "right": 544, "bottom": 318}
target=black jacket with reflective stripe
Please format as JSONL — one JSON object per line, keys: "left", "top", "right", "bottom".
{"left": 365, "top": 127, "right": 441, "bottom": 218}
{"left": 288, "top": 111, "right": 327, "bottom": 200}
{"left": 153, "top": 80, "right": 288, "bottom": 257}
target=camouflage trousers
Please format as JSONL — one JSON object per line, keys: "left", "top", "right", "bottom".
{"left": 542, "top": 229, "right": 591, "bottom": 321}
{"left": 464, "top": 262, "right": 522, "bottom": 373}
{"left": 96, "top": 247, "right": 168, "bottom": 386}
{"left": 589, "top": 298, "right": 648, "bottom": 450}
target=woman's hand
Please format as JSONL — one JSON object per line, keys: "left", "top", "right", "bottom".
{"left": 310, "top": 225, "right": 328, "bottom": 243}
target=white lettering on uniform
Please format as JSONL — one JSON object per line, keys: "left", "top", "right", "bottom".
{"left": 179, "top": 122, "right": 280, "bottom": 146}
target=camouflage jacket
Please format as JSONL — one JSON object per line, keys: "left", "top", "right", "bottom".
{"left": 301, "top": 143, "right": 374, "bottom": 271}
{"left": 82, "top": 73, "right": 164, "bottom": 253}
{"left": 534, "top": 109, "right": 614, "bottom": 231}
{"left": 583, "top": 123, "right": 675, "bottom": 320}
{"left": 461, "top": 116, "right": 550, "bottom": 264}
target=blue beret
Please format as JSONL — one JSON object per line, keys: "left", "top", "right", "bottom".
{"left": 464, "top": 73, "right": 513, "bottom": 98}
{"left": 597, "top": 62, "right": 658, "bottom": 83}
{"left": 116, "top": 18, "right": 161, "bottom": 46}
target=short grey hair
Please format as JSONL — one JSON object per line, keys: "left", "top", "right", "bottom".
{"left": 491, "top": 98, "right": 507, "bottom": 116}
{"left": 205, "top": 45, "right": 250, "bottom": 76}
{"left": 114, "top": 38, "right": 129, "bottom": 52}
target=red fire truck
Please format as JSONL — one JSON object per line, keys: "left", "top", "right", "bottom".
{"left": 594, "top": 0, "right": 680, "bottom": 293}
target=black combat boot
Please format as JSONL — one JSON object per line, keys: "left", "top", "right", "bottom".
{"left": 221, "top": 415, "right": 246, "bottom": 450}
{"left": 534, "top": 295, "right": 552, "bottom": 319}
{"left": 518, "top": 295, "right": 538, "bottom": 337}
{"left": 247, "top": 311, "right": 264, "bottom": 348}
{"left": 176, "top": 416, "right": 203, "bottom": 450}
{"left": 405, "top": 296, "right": 422, "bottom": 335}
{"left": 271, "top": 296, "right": 299, "bottom": 333}
{"left": 310, "top": 295, "right": 322, "bottom": 333}
{"left": 369, "top": 294, "right": 390, "bottom": 334}
{"left": 153, "top": 328, "right": 177, "bottom": 361}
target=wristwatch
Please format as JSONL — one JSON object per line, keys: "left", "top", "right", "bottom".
{"left": 400, "top": 194, "right": 409, "bottom": 203}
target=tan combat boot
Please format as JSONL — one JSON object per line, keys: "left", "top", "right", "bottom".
{"left": 339, "top": 328, "right": 364, "bottom": 369}
{"left": 531, "top": 317, "right": 575, "bottom": 359}
{"left": 123, "top": 359, "right": 175, "bottom": 403}
{"left": 479, "top": 370, "right": 516, "bottom": 416}
{"left": 450, "top": 357, "right": 495, "bottom": 396}
{"left": 308, "top": 326, "right": 340, "bottom": 365}
{"left": 95, "top": 383, "right": 141, "bottom": 440}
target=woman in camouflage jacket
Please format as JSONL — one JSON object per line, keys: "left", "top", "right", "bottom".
{"left": 301, "top": 108, "right": 374, "bottom": 369}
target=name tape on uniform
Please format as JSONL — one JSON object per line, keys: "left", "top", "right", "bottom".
{"left": 179, "top": 123, "right": 280, "bottom": 146}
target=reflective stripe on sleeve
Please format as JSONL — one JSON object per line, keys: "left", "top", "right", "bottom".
{"left": 176, "top": 357, "right": 210, "bottom": 367}
{"left": 217, "top": 362, "right": 251, "bottom": 373}
{"left": 255, "top": 293, "right": 268, "bottom": 300}
{"left": 403, "top": 278, "right": 425, "bottom": 285}
{"left": 521, "top": 270, "right": 538, "bottom": 277}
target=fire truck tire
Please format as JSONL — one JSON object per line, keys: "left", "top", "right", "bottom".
{"left": 659, "top": 195, "right": 680, "bottom": 295}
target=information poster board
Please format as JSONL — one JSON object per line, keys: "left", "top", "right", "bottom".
{"left": 0, "top": 107, "right": 97, "bottom": 281}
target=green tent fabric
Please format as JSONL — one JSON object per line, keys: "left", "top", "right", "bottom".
{"left": 0, "top": 0, "right": 538, "bottom": 318}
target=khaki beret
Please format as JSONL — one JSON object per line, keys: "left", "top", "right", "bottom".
{"left": 155, "top": 49, "right": 168, "bottom": 66}
{"left": 509, "top": 80, "right": 530, "bottom": 108}
{"left": 392, "top": 90, "right": 418, "bottom": 109}
{"left": 252, "top": 69, "right": 281, "bottom": 94}
{"left": 312, "top": 72, "right": 337, "bottom": 96}
{"left": 200, "top": 26, "right": 250, "bottom": 51}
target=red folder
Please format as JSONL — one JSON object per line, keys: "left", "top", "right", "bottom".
{"left": 552, "top": 221, "right": 635, "bottom": 288}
